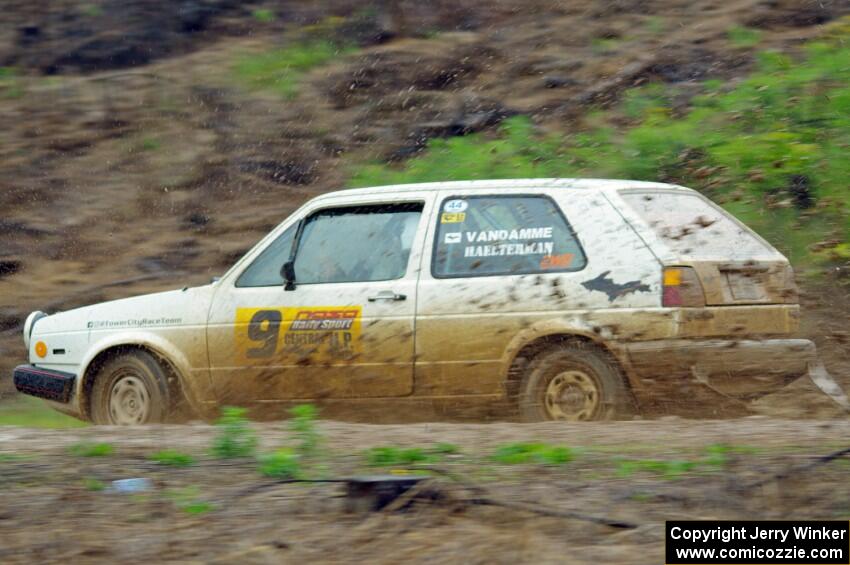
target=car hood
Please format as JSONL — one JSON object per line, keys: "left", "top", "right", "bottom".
{"left": 32, "top": 285, "right": 215, "bottom": 336}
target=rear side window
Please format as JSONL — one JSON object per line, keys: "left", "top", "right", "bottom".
{"left": 433, "top": 195, "right": 586, "bottom": 278}
{"left": 619, "top": 191, "right": 777, "bottom": 260}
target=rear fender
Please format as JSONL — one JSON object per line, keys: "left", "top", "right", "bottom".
{"left": 499, "top": 317, "right": 632, "bottom": 382}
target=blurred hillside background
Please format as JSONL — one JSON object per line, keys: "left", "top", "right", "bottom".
{"left": 1, "top": 0, "right": 849, "bottom": 403}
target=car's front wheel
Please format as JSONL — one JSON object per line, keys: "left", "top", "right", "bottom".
{"left": 518, "top": 343, "right": 634, "bottom": 422}
{"left": 90, "top": 350, "right": 173, "bottom": 425}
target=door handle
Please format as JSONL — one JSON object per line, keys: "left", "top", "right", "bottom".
{"left": 368, "top": 291, "right": 407, "bottom": 302}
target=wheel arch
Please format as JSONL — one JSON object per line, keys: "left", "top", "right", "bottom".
{"left": 501, "top": 328, "right": 633, "bottom": 403}
{"left": 78, "top": 335, "right": 201, "bottom": 420}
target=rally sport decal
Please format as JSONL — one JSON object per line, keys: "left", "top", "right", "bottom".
{"left": 235, "top": 306, "right": 362, "bottom": 362}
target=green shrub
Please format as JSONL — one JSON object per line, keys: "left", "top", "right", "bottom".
{"left": 258, "top": 448, "right": 300, "bottom": 479}
{"left": 149, "top": 449, "right": 195, "bottom": 467}
{"left": 69, "top": 442, "right": 114, "bottom": 457}
{"left": 210, "top": 406, "right": 257, "bottom": 459}
{"left": 349, "top": 22, "right": 850, "bottom": 268}
{"left": 289, "top": 404, "right": 320, "bottom": 458}
{"left": 254, "top": 404, "right": 321, "bottom": 480}
{"left": 491, "top": 443, "right": 574, "bottom": 465}
{"left": 350, "top": 116, "right": 572, "bottom": 188}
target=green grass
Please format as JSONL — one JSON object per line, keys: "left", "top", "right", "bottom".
{"left": 615, "top": 444, "right": 757, "bottom": 479}
{"left": 149, "top": 449, "right": 195, "bottom": 467}
{"left": 365, "top": 446, "right": 438, "bottom": 466}
{"left": 350, "top": 19, "right": 850, "bottom": 269}
{"left": 0, "top": 396, "right": 88, "bottom": 428}
{"left": 645, "top": 16, "right": 666, "bottom": 34}
{"left": 702, "top": 443, "right": 758, "bottom": 466}
{"left": 364, "top": 444, "right": 459, "bottom": 467}
{"left": 83, "top": 478, "right": 106, "bottom": 491}
{"left": 234, "top": 40, "right": 351, "bottom": 99}
{"left": 139, "top": 136, "right": 160, "bottom": 151}
{"left": 167, "top": 486, "right": 214, "bottom": 515}
{"left": 616, "top": 458, "right": 698, "bottom": 479}
{"left": 491, "top": 443, "right": 574, "bottom": 465}
{"left": 727, "top": 25, "right": 763, "bottom": 48}
{"left": 0, "top": 67, "right": 24, "bottom": 99}
{"left": 252, "top": 8, "right": 275, "bottom": 23}
{"left": 181, "top": 501, "right": 214, "bottom": 515}
{"left": 0, "top": 453, "right": 34, "bottom": 463}
{"left": 591, "top": 37, "right": 622, "bottom": 54}
{"left": 80, "top": 3, "right": 103, "bottom": 17}
{"left": 69, "top": 442, "right": 114, "bottom": 457}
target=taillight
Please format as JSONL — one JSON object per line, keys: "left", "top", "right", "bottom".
{"left": 662, "top": 267, "right": 706, "bottom": 307}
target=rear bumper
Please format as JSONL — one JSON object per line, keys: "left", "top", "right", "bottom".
{"left": 625, "top": 338, "right": 814, "bottom": 398}
{"left": 13, "top": 365, "right": 76, "bottom": 403}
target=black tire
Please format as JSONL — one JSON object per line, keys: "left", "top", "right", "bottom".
{"left": 90, "top": 350, "right": 173, "bottom": 425}
{"left": 518, "top": 342, "right": 634, "bottom": 422}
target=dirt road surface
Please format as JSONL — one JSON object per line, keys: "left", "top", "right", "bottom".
{"left": 2, "top": 417, "right": 850, "bottom": 564}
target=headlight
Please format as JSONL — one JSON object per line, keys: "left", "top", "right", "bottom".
{"left": 23, "top": 311, "right": 47, "bottom": 349}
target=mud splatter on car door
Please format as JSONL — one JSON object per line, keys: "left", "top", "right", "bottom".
{"left": 205, "top": 197, "right": 434, "bottom": 403}
{"left": 414, "top": 188, "right": 660, "bottom": 398}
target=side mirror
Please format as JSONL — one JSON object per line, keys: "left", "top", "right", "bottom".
{"left": 281, "top": 261, "right": 296, "bottom": 291}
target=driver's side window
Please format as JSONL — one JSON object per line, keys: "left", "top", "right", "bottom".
{"left": 294, "top": 203, "right": 423, "bottom": 285}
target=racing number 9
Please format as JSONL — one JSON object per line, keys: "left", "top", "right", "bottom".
{"left": 247, "top": 309, "right": 282, "bottom": 358}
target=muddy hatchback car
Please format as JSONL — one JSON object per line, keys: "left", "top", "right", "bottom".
{"left": 13, "top": 179, "right": 845, "bottom": 424}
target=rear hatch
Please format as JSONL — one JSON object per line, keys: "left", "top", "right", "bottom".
{"left": 618, "top": 189, "right": 798, "bottom": 306}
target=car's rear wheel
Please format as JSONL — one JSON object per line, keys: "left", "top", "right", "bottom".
{"left": 90, "top": 350, "right": 172, "bottom": 425}
{"left": 518, "top": 343, "right": 634, "bottom": 422}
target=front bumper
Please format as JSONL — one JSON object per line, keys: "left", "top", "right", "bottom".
{"left": 625, "top": 338, "right": 816, "bottom": 398}
{"left": 13, "top": 365, "right": 76, "bottom": 403}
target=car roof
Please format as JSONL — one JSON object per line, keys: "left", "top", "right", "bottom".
{"left": 313, "top": 178, "right": 690, "bottom": 201}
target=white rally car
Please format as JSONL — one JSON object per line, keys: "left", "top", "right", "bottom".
{"left": 13, "top": 179, "right": 848, "bottom": 424}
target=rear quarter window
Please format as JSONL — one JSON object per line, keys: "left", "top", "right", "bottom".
{"left": 619, "top": 190, "right": 778, "bottom": 260}
{"left": 432, "top": 195, "right": 586, "bottom": 278}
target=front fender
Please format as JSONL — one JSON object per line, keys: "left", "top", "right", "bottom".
{"left": 77, "top": 331, "right": 209, "bottom": 417}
